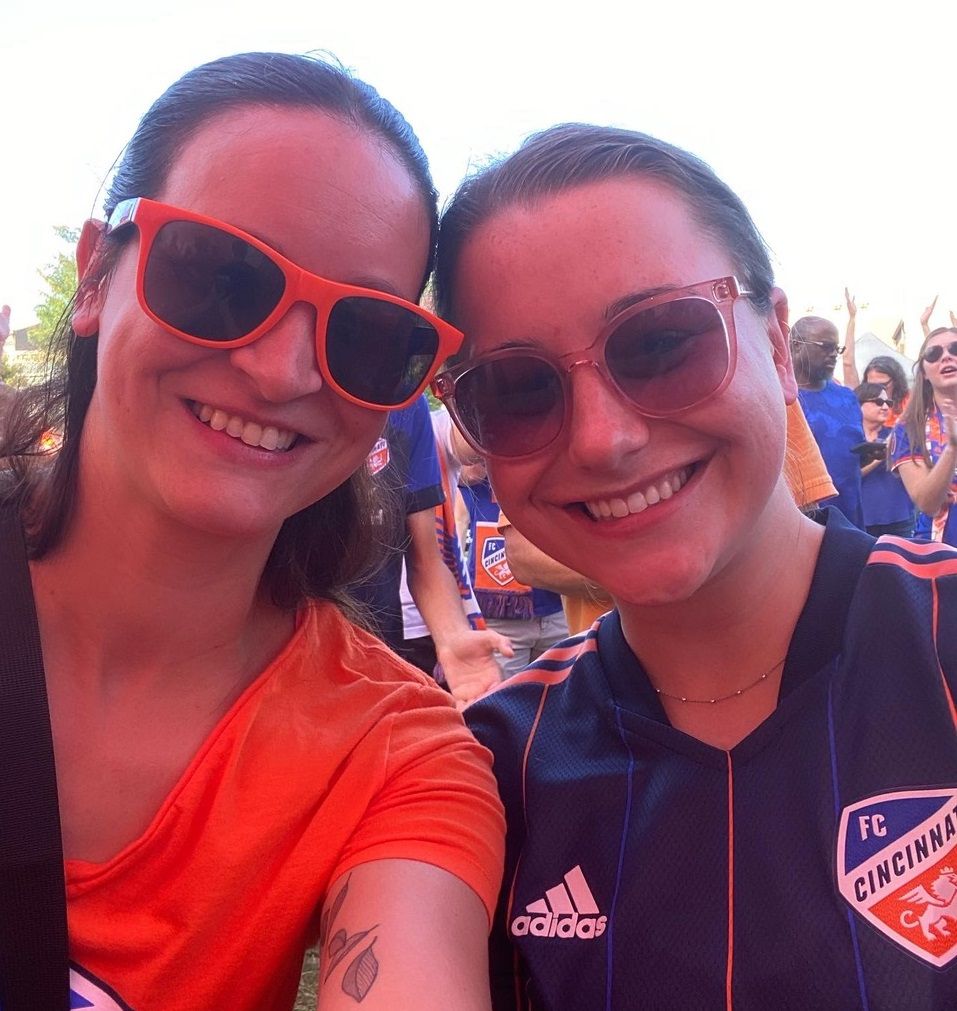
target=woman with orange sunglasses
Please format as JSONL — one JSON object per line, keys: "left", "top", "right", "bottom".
{"left": 0, "top": 53, "right": 502, "bottom": 1010}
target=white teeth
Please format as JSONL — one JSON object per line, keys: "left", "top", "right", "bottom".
{"left": 626, "top": 490, "right": 647, "bottom": 514}
{"left": 585, "top": 467, "right": 693, "bottom": 521}
{"left": 191, "top": 402, "right": 297, "bottom": 452}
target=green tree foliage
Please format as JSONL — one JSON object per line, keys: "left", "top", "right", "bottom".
{"left": 32, "top": 225, "right": 79, "bottom": 351}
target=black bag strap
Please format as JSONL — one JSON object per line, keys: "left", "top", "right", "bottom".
{"left": 0, "top": 499, "right": 69, "bottom": 1010}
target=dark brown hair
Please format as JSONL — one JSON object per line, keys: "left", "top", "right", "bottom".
{"left": 900, "top": 327, "right": 957, "bottom": 469}
{"left": 862, "top": 355, "right": 909, "bottom": 411}
{"left": 434, "top": 123, "right": 776, "bottom": 326}
{"left": 0, "top": 51, "right": 435, "bottom": 611}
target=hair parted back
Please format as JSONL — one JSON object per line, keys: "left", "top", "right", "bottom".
{"left": 434, "top": 123, "right": 776, "bottom": 324}
{"left": 900, "top": 327, "right": 957, "bottom": 468}
{"left": 0, "top": 51, "right": 436, "bottom": 612}
{"left": 854, "top": 381, "right": 889, "bottom": 405}
{"left": 863, "top": 355, "right": 909, "bottom": 409}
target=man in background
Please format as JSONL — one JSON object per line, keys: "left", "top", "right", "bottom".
{"left": 791, "top": 316, "right": 865, "bottom": 528}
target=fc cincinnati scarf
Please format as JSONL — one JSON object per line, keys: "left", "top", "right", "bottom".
{"left": 466, "top": 479, "right": 535, "bottom": 621}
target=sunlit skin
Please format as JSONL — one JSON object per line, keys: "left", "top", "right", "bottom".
{"left": 864, "top": 368, "right": 892, "bottom": 389}
{"left": 29, "top": 106, "right": 432, "bottom": 863}
{"left": 860, "top": 389, "right": 891, "bottom": 437}
{"left": 922, "top": 331, "right": 957, "bottom": 401}
{"left": 450, "top": 177, "right": 825, "bottom": 749}
{"left": 791, "top": 320, "right": 840, "bottom": 390}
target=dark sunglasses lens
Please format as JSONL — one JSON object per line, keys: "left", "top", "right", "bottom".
{"left": 454, "top": 357, "right": 564, "bottom": 457}
{"left": 144, "top": 221, "right": 285, "bottom": 340}
{"left": 605, "top": 297, "right": 729, "bottom": 413}
{"left": 326, "top": 298, "right": 439, "bottom": 407}
{"left": 924, "top": 342, "right": 957, "bottom": 363}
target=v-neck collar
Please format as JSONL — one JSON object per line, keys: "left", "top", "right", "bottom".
{"left": 596, "top": 509, "right": 874, "bottom": 755}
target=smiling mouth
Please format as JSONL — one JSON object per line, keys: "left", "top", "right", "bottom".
{"left": 188, "top": 401, "right": 300, "bottom": 452}
{"left": 583, "top": 465, "right": 696, "bottom": 520}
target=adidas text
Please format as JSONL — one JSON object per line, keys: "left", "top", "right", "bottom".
{"left": 511, "top": 910, "right": 607, "bottom": 939}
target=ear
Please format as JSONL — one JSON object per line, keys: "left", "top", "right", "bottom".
{"left": 72, "top": 219, "right": 107, "bottom": 337}
{"left": 768, "top": 287, "right": 798, "bottom": 403}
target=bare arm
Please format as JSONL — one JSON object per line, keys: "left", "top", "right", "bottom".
{"left": 895, "top": 407, "right": 957, "bottom": 514}
{"left": 317, "top": 860, "right": 492, "bottom": 1010}
{"left": 502, "top": 524, "right": 611, "bottom": 602}
{"left": 920, "top": 295, "right": 939, "bottom": 339}
{"left": 842, "top": 288, "right": 861, "bottom": 389}
{"left": 405, "top": 508, "right": 512, "bottom": 705}
{"left": 897, "top": 453, "right": 957, "bottom": 516}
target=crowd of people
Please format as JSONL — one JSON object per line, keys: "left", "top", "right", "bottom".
{"left": 790, "top": 293, "right": 957, "bottom": 545}
{"left": 0, "top": 49, "right": 955, "bottom": 1011}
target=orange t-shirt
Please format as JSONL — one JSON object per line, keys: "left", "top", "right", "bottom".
{"left": 65, "top": 603, "right": 505, "bottom": 1011}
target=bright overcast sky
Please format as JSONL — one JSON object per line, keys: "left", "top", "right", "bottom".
{"left": 2, "top": 0, "right": 955, "bottom": 354}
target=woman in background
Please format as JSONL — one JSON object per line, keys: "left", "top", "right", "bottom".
{"left": 890, "top": 327, "right": 957, "bottom": 544}
{"left": 854, "top": 381, "right": 915, "bottom": 537}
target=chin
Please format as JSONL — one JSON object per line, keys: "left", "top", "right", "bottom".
{"left": 159, "top": 484, "right": 300, "bottom": 543}
{"left": 588, "top": 545, "right": 716, "bottom": 610}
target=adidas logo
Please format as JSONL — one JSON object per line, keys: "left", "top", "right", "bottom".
{"left": 510, "top": 865, "right": 607, "bottom": 940}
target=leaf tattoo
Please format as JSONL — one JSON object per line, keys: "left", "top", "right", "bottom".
{"left": 320, "top": 875, "right": 350, "bottom": 950}
{"left": 320, "top": 874, "right": 380, "bottom": 1001}
{"left": 323, "top": 927, "right": 377, "bottom": 981}
{"left": 342, "top": 942, "right": 379, "bottom": 1003}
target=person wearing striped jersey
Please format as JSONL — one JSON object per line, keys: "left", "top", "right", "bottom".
{"left": 432, "top": 123, "right": 957, "bottom": 1009}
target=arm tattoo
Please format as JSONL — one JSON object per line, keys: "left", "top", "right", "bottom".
{"left": 320, "top": 875, "right": 380, "bottom": 1003}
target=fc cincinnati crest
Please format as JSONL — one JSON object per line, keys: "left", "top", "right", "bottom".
{"left": 837, "top": 788, "right": 957, "bottom": 966}
{"left": 366, "top": 438, "right": 389, "bottom": 475}
{"left": 481, "top": 536, "right": 514, "bottom": 587}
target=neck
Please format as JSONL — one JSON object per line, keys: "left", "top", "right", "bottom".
{"left": 863, "top": 418, "right": 883, "bottom": 438}
{"left": 29, "top": 469, "right": 287, "bottom": 689}
{"left": 616, "top": 484, "right": 823, "bottom": 705}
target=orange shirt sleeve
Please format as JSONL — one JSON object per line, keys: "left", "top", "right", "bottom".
{"left": 329, "top": 686, "right": 506, "bottom": 925}
{"left": 785, "top": 399, "right": 837, "bottom": 508}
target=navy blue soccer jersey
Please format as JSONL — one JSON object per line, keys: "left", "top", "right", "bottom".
{"left": 466, "top": 510, "right": 957, "bottom": 1010}
{"left": 352, "top": 395, "right": 443, "bottom": 649}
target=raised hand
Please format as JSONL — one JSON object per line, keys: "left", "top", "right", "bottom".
{"left": 844, "top": 288, "right": 857, "bottom": 317}
{"left": 920, "top": 295, "right": 939, "bottom": 337}
{"left": 0, "top": 305, "right": 10, "bottom": 343}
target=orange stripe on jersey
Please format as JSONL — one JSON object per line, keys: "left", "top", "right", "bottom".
{"left": 502, "top": 635, "right": 599, "bottom": 690}
{"left": 875, "top": 536, "right": 956, "bottom": 556}
{"left": 933, "top": 580, "right": 957, "bottom": 731}
{"left": 867, "top": 550, "right": 957, "bottom": 579}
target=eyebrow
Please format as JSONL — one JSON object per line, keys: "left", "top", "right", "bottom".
{"left": 604, "top": 285, "right": 684, "bottom": 320}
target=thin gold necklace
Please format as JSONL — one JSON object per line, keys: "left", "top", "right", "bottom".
{"left": 651, "top": 656, "right": 787, "bottom": 705}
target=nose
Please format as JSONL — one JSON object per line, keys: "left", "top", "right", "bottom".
{"left": 562, "top": 361, "right": 651, "bottom": 470}
{"left": 228, "top": 301, "right": 324, "bottom": 402}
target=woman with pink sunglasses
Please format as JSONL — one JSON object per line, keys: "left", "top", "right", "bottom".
{"left": 433, "top": 125, "right": 957, "bottom": 1009}
{"left": 0, "top": 53, "right": 503, "bottom": 1010}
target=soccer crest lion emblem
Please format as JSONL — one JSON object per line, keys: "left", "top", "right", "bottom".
{"left": 481, "top": 536, "right": 514, "bottom": 587}
{"left": 837, "top": 788, "right": 957, "bottom": 966}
